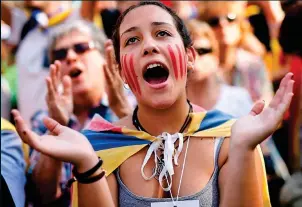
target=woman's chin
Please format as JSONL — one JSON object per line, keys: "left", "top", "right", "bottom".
{"left": 142, "top": 95, "right": 176, "bottom": 110}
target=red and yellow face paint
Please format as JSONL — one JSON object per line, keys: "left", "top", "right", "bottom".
{"left": 121, "top": 44, "right": 186, "bottom": 94}
{"left": 121, "top": 54, "right": 141, "bottom": 95}
{"left": 167, "top": 44, "right": 186, "bottom": 80}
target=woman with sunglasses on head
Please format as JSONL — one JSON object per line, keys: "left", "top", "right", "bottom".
{"left": 12, "top": 1, "right": 294, "bottom": 207}
{"left": 186, "top": 20, "right": 254, "bottom": 117}
{"left": 197, "top": 2, "right": 274, "bottom": 105}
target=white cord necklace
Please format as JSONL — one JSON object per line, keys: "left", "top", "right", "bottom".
{"left": 141, "top": 132, "right": 185, "bottom": 191}
{"left": 167, "top": 136, "right": 190, "bottom": 206}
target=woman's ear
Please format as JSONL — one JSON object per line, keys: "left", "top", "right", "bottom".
{"left": 186, "top": 46, "right": 197, "bottom": 71}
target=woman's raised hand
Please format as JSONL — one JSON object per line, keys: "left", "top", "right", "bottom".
{"left": 12, "top": 110, "right": 98, "bottom": 171}
{"left": 230, "top": 72, "right": 294, "bottom": 150}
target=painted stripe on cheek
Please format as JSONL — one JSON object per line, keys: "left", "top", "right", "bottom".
{"left": 129, "top": 54, "right": 141, "bottom": 95}
{"left": 176, "top": 44, "right": 184, "bottom": 78}
{"left": 168, "top": 45, "right": 178, "bottom": 79}
{"left": 182, "top": 47, "right": 187, "bottom": 76}
{"left": 123, "top": 54, "right": 136, "bottom": 92}
{"left": 121, "top": 55, "right": 130, "bottom": 89}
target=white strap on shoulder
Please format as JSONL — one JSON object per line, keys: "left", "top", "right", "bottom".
{"left": 213, "top": 137, "right": 223, "bottom": 163}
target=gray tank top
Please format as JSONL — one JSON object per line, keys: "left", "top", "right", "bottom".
{"left": 116, "top": 137, "right": 225, "bottom": 207}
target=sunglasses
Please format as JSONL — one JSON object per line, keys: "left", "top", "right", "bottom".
{"left": 207, "top": 13, "right": 237, "bottom": 27}
{"left": 195, "top": 47, "right": 213, "bottom": 56}
{"left": 52, "top": 42, "right": 95, "bottom": 61}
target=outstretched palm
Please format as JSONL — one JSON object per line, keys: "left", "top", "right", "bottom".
{"left": 231, "top": 73, "right": 294, "bottom": 149}
{"left": 12, "top": 110, "right": 95, "bottom": 168}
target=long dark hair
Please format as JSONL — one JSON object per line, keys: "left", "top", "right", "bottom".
{"left": 112, "top": 1, "right": 193, "bottom": 65}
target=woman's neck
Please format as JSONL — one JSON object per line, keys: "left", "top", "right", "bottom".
{"left": 137, "top": 92, "right": 190, "bottom": 136}
{"left": 187, "top": 74, "right": 221, "bottom": 110}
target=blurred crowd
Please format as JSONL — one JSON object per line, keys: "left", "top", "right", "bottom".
{"left": 1, "top": 1, "right": 301, "bottom": 207}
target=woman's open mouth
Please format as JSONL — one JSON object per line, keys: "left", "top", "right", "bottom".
{"left": 143, "top": 63, "right": 169, "bottom": 85}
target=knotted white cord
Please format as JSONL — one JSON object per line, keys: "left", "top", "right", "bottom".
{"left": 141, "top": 132, "right": 184, "bottom": 191}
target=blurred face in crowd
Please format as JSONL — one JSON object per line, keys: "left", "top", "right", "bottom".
{"left": 189, "top": 37, "right": 218, "bottom": 82}
{"left": 204, "top": 3, "right": 244, "bottom": 47}
{"left": 118, "top": 5, "right": 194, "bottom": 109}
{"left": 53, "top": 30, "right": 106, "bottom": 105}
{"left": 186, "top": 21, "right": 219, "bottom": 83}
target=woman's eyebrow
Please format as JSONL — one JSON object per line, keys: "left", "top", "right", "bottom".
{"left": 121, "top": 22, "right": 173, "bottom": 38}
{"left": 121, "top": 26, "right": 139, "bottom": 38}
{"left": 151, "top": 21, "right": 173, "bottom": 27}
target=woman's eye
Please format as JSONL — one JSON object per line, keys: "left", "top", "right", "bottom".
{"left": 156, "top": 31, "right": 171, "bottom": 37}
{"left": 125, "top": 37, "right": 138, "bottom": 46}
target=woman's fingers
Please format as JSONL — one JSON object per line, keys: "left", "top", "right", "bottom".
{"left": 50, "top": 64, "right": 59, "bottom": 92}
{"left": 104, "top": 39, "right": 113, "bottom": 48}
{"left": 104, "top": 64, "right": 118, "bottom": 93}
{"left": 43, "top": 117, "right": 66, "bottom": 136}
{"left": 249, "top": 100, "right": 265, "bottom": 116}
{"left": 11, "top": 109, "right": 28, "bottom": 143}
{"left": 284, "top": 77, "right": 295, "bottom": 96}
{"left": 104, "top": 63, "right": 114, "bottom": 87}
{"left": 11, "top": 109, "right": 43, "bottom": 150}
{"left": 62, "top": 75, "right": 72, "bottom": 97}
{"left": 11, "top": 110, "right": 83, "bottom": 163}
{"left": 105, "top": 40, "right": 117, "bottom": 72}
{"left": 276, "top": 80, "right": 294, "bottom": 117}
{"left": 54, "top": 60, "right": 62, "bottom": 84}
{"left": 269, "top": 73, "right": 293, "bottom": 109}
{"left": 105, "top": 45, "right": 115, "bottom": 70}
{"left": 49, "top": 61, "right": 62, "bottom": 92}
{"left": 46, "top": 77, "right": 56, "bottom": 101}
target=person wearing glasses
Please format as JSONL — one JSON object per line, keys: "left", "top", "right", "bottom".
{"left": 185, "top": 20, "right": 290, "bottom": 187}
{"left": 27, "top": 20, "right": 132, "bottom": 206}
{"left": 197, "top": 1, "right": 274, "bottom": 105}
{"left": 1, "top": 1, "right": 109, "bottom": 129}
{"left": 196, "top": 0, "right": 291, "bottom": 175}
{"left": 186, "top": 19, "right": 254, "bottom": 117}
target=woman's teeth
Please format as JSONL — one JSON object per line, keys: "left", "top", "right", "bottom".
{"left": 147, "top": 63, "right": 164, "bottom": 70}
{"left": 144, "top": 65, "right": 169, "bottom": 85}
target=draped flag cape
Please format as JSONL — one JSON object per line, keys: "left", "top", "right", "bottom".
{"left": 70, "top": 110, "right": 271, "bottom": 207}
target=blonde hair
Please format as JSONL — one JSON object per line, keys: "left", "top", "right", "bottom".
{"left": 185, "top": 19, "right": 219, "bottom": 57}
{"left": 196, "top": 1, "right": 266, "bottom": 56}
{"left": 197, "top": 1, "right": 252, "bottom": 46}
